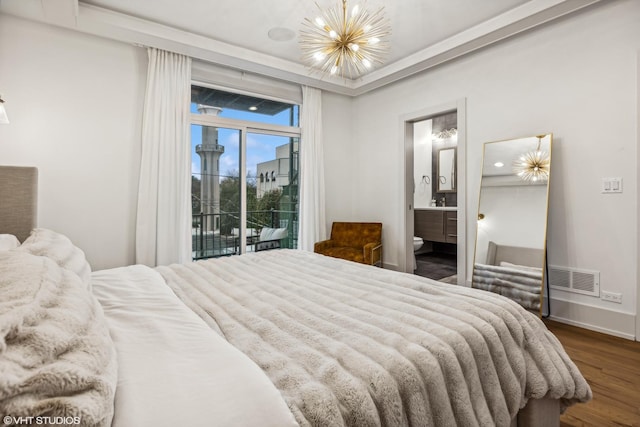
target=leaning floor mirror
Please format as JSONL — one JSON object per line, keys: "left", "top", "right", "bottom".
{"left": 472, "top": 134, "right": 552, "bottom": 316}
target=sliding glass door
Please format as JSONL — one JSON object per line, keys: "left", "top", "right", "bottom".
{"left": 247, "top": 132, "right": 299, "bottom": 252}
{"left": 190, "top": 85, "right": 300, "bottom": 260}
{"left": 191, "top": 125, "right": 241, "bottom": 259}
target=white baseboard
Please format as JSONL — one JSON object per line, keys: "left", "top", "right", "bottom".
{"left": 548, "top": 297, "right": 636, "bottom": 340}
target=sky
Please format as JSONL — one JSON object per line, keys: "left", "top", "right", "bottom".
{"left": 190, "top": 103, "right": 298, "bottom": 180}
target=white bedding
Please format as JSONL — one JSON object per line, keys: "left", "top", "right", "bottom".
{"left": 91, "top": 265, "right": 298, "bottom": 427}
{"left": 2, "top": 224, "right": 589, "bottom": 427}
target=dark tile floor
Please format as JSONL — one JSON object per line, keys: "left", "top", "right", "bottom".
{"left": 415, "top": 252, "right": 457, "bottom": 281}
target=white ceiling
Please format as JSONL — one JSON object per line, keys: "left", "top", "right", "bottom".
{"left": 0, "top": 0, "right": 601, "bottom": 95}
{"left": 81, "top": 0, "right": 528, "bottom": 66}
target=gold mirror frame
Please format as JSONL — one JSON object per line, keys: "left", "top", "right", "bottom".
{"left": 437, "top": 147, "right": 456, "bottom": 193}
{"left": 471, "top": 134, "right": 552, "bottom": 316}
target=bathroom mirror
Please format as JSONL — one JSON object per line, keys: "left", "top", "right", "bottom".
{"left": 437, "top": 147, "right": 456, "bottom": 193}
{"left": 472, "top": 134, "right": 552, "bottom": 316}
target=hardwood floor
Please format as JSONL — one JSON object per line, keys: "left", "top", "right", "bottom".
{"left": 544, "top": 320, "right": 640, "bottom": 426}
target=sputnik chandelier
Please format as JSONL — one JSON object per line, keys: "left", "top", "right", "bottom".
{"left": 432, "top": 128, "right": 457, "bottom": 141}
{"left": 513, "top": 135, "right": 550, "bottom": 182}
{"left": 300, "top": 0, "right": 391, "bottom": 79}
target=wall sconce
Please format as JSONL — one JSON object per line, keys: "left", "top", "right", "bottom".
{"left": 0, "top": 95, "right": 9, "bottom": 124}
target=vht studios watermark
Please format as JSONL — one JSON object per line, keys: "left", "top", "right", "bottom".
{"left": 3, "top": 416, "right": 81, "bottom": 426}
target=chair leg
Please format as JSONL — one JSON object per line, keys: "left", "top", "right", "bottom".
{"left": 372, "top": 245, "right": 382, "bottom": 267}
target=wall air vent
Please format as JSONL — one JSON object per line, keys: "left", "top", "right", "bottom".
{"left": 548, "top": 265, "right": 600, "bottom": 297}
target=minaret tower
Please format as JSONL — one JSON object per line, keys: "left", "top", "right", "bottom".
{"left": 196, "top": 105, "right": 224, "bottom": 232}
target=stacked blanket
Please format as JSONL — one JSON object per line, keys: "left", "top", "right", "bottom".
{"left": 157, "top": 249, "right": 591, "bottom": 427}
{"left": 472, "top": 263, "right": 543, "bottom": 311}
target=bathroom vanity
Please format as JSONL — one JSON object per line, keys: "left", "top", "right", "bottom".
{"left": 415, "top": 207, "right": 458, "bottom": 244}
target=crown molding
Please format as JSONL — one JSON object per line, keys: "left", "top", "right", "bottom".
{"left": 350, "top": 0, "right": 602, "bottom": 95}
{"left": 0, "top": 0, "right": 601, "bottom": 96}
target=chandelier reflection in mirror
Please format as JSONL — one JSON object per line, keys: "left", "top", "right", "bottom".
{"left": 513, "top": 135, "right": 550, "bottom": 182}
{"left": 300, "top": 0, "right": 390, "bottom": 79}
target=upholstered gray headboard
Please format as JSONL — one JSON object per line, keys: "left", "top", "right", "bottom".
{"left": 486, "top": 241, "right": 544, "bottom": 268}
{"left": 0, "top": 166, "right": 38, "bottom": 242}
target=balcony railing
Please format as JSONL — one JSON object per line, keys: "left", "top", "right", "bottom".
{"left": 192, "top": 209, "right": 297, "bottom": 260}
{"left": 195, "top": 143, "right": 225, "bottom": 153}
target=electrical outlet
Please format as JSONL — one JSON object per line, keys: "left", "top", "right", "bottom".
{"left": 601, "top": 291, "right": 622, "bottom": 304}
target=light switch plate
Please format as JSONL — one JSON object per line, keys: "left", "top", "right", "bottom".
{"left": 602, "top": 177, "right": 623, "bottom": 193}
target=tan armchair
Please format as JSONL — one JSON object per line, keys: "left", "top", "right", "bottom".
{"left": 314, "top": 222, "right": 382, "bottom": 266}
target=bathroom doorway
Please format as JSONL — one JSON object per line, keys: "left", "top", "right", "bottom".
{"left": 400, "top": 99, "right": 467, "bottom": 285}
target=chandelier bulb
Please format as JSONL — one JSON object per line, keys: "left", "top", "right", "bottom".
{"left": 352, "top": 4, "right": 360, "bottom": 16}
{"left": 329, "top": 30, "right": 338, "bottom": 39}
{"left": 330, "top": 65, "right": 339, "bottom": 75}
{"left": 315, "top": 17, "right": 325, "bottom": 27}
{"left": 368, "top": 37, "right": 380, "bottom": 45}
{"left": 363, "top": 58, "right": 371, "bottom": 68}
{"left": 349, "top": 43, "right": 359, "bottom": 52}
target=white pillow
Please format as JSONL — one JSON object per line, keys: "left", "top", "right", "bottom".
{"left": 259, "top": 227, "right": 288, "bottom": 241}
{"left": 499, "top": 261, "right": 543, "bottom": 272}
{"left": 0, "top": 234, "right": 20, "bottom": 251}
{"left": 231, "top": 228, "right": 258, "bottom": 237}
{"left": 16, "top": 228, "right": 92, "bottom": 288}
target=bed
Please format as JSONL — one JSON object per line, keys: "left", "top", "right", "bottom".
{"left": 0, "top": 166, "right": 591, "bottom": 427}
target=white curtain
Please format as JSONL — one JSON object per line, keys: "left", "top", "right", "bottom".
{"left": 136, "top": 48, "right": 192, "bottom": 266}
{"left": 298, "top": 86, "right": 326, "bottom": 251}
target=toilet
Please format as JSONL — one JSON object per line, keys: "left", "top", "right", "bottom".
{"left": 413, "top": 236, "right": 424, "bottom": 252}
{"left": 413, "top": 236, "right": 424, "bottom": 271}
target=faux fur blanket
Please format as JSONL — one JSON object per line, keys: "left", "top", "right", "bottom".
{"left": 0, "top": 251, "right": 117, "bottom": 427}
{"left": 157, "top": 250, "right": 591, "bottom": 427}
{"left": 472, "top": 263, "right": 542, "bottom": 311}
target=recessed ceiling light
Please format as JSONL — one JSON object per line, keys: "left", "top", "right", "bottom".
{"left": 494, "top": 162, "right": 504, "bottom": 168}
{"left": 268, "top": 27, "right": 296, "bottom": 42}
{"left": 249, "top": 106, "right": 258, "bottom": 111}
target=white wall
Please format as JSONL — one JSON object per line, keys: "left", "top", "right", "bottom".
{"left": 0, "top": 14, "right": 146, "bottom": 270}
{"left": 338, "top": 0, "right": 639, "bottom": 337}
